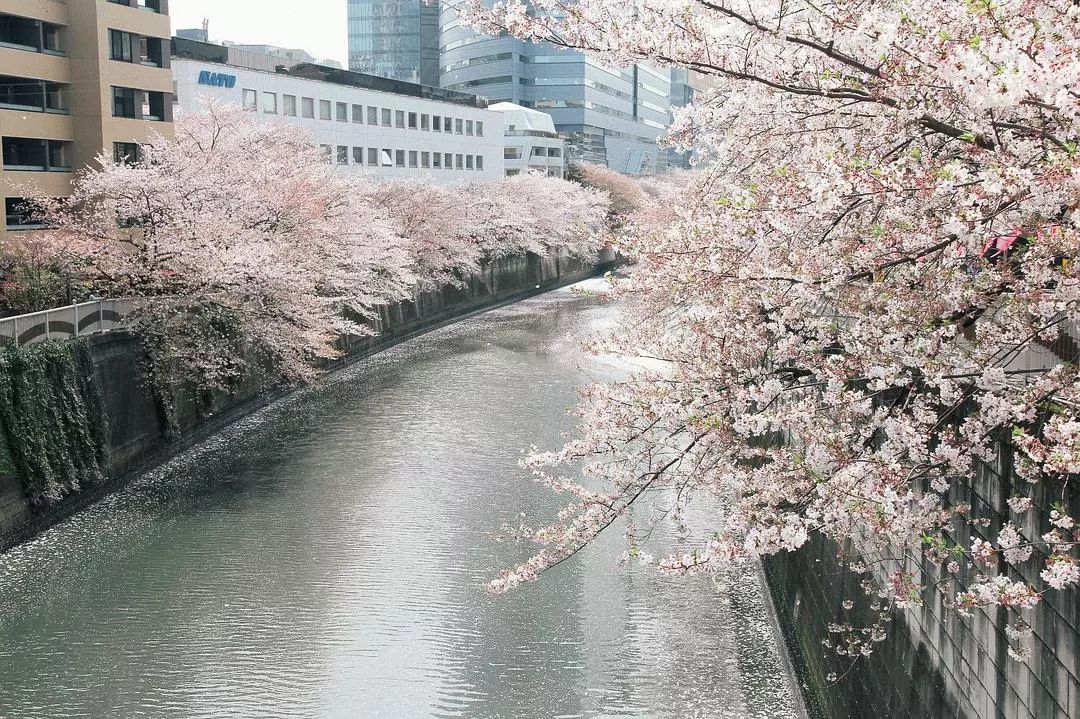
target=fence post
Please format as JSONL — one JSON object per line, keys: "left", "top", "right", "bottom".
{"left": 73, "top": 303, "right": 79, "bottom": 338}
{"left": 99, "top": 300, "right": 105, "bottom": 331}
{"left": 12, "top": 317, "right": 17, "bottom": 348}
{"left": 45, "top": 310, "right": 50, "bottom": 341}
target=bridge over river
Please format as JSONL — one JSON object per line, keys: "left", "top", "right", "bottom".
{"left": 0, "top": 282, "right": 802, "bottom": 719}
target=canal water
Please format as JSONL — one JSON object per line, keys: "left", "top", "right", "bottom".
{"left": 0, "top": 282, "right": 801, "bottom": 719}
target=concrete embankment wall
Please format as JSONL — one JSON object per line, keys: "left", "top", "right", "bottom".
{"left": 765, "top": 442, "right": 1080, "bottom": 719}
{"left": 0, "top": 251, "right": 610, "bottom": 550}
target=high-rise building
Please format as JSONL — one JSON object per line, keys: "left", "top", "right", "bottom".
{"left": 438, "top": 4, "right": 671, "bottom": 175}
{"left": 667, "top": 68, "right": 715, "bottom": 169}
{"left": 0, "top": 0, "right": 174, "bottom": 236}
{"left": 347, "top": 0, "right": 439, "bottom": 87}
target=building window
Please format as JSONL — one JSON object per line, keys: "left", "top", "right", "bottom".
{"left": 465, "top": 154, "right": 473, "bottom": 170}
{"left": 395, "top": 149, "right": 405, "bottom": 167}
{"left": 320, "top": 144, "right": 332, "bottom": 162}
{"left": 455, "top": 153, "right": 463, "bottom": 169}
{"left": 337, "top": 102, "right": 348, "bottom": 122}
{"left": 432, "top": 115, "right": 441, "bottom": 132}
{"left": 506, "top": 169, "right": 520, "bottom": 176}
{"left": 421, "top": 151, "right": 430, "bottom": 168}
{"left": 242, "top": 88, "right": 257, "bottom": 111}
{"left": 455, "top": 119, "right": 463, "bottom": 134}
{"left": 548, "top": 147, "right": 561, "bottom": 157}
{"left": 337, "top": 145, "right": 349, "bottom": 164}
{"left": 476, "top": 155, "right": 484, "bottom": 170}
{"left": 367, "top": 147, "right": 378, "bottom": 165}
{"left": 5, "top": 197, "right": 42, "bottom": 230}
{"left": 444, "top": 117, "right": 452, "bottom": 133}
{"left": 353, "top": 147, "right": 364, "bottom": 164}
{"left": 263, "top": 92, "right": 277, "bottom": 114}
{"left": 0, "top": 14, "right": 63, "bottom": 54}
{"left": 109, "top": 29, "right": 134, "bottom": 62}
{"left": 112, "top": 87, "right": 137, "bottom": 118}
{"left": 408, "top": 112, "right": 417, "bottom": 129}
{"left": 421, "top": 114, "right": 429, "bottom": 131}
{"left": 319, "top": 99, "right": 332, "bottom": 120}
{"left": 476, "top": 121, "right": 484, "bottom": 137}
{"left": 2, "top": 137, "right": 70, "bottom": 171}
{"left": 283, "top": 94, "right": 297, "bottom": 116}
{"left": 505, "top": 147, "right": 521, "bottom": 159}
{"left": 367, "top": 106, "right": 378, "bottom": 124}
{"left": 352, "top": 104, "right": 363, "bottom": 122}
{"left": 302, "top": 97, "right": 315, "bottom": 118}
{"left": 432, "top": 153, "right": 441, "bottom": 168}
{"left": 444, "top": 152, "right": 452, "bottom": 169}
{"left": 395, "top": 110, "right": 405, "bottom": 128}
{"left": 113, "top": 142, "right": 139, "bottom": 165}
{"left": 0, "top": 76, "right": 67, "bottom": 113}
{"left": 408, "top": 150, "right": 418, "bottom": 168}
{"left": 531, "top": 147, "right": 546, "bottom": 157}
{"left": 380, "top": 149, "right": 393, "bottom": 167}
{"left": 381, "top": 108, "right": 391, "bottom": 126}
{"left": 466, "top": 120, "right": 474, "bottom": 136}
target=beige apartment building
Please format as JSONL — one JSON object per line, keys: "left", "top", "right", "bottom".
{"left": 0, "top": 0, "right": 173, "bottom": 236}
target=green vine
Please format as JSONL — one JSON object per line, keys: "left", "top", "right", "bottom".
{"left": 0, "top": 339, "right": 110, "bottom": 505}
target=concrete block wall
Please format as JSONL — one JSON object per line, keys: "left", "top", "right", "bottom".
{"left": 766, "top": 437, "right": 1080, "bottom": 719}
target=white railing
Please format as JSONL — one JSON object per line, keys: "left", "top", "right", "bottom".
{"left": 0, "top": 299, "right": 134, "bottom": 347}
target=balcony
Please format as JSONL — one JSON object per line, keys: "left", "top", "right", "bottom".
{"left": 2, "top": 137, "right": 72, "bottom": 172}
{"left": 107, "top": 0, "right": 164, "bottom": 13}
{"left": 110, "top": 29, "right": 164, "bottom": 67}
{"left": 113, "top": 87, "right": 168, "bottom": 121}
{"left": 0, "top": 76, "right": 67, "bottom": 114}
{"left": 0, "top": 14, "right": 63, "bottom": 55}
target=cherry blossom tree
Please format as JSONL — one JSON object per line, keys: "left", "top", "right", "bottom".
{"left": 34, "top": 100, "right": 414, "bottom": 388}
{"left": 29, "top": 102, "right": 609, "bottom": 395}
{"left": 367, "top": 173, "right": 607, "bottom": 279}
{"left": 573, "top": 163, "right": 644, "bottom": 227}
{"left": 464, "top": 0, "right": 1080, "bottom": 661}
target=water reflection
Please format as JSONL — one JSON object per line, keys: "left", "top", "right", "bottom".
{"left": 0, "top": 282, "right": 801, "bottom": 719}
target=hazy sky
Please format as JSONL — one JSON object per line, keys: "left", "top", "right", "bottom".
{"left": 170, "top": 1, "right": 349, "bottom": 65}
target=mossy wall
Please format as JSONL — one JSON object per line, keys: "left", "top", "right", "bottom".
{"left": 0, "top": 252, "right": 611, "bottom": 549}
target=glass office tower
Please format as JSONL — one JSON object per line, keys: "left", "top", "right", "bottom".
{"left": 348, "top": 0, "right": 439, "bottom": 86}
{"left": 438, "top": 3, "right": 671, "bottom": 175}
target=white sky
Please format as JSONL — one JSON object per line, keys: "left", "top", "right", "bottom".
{"left": 170, "top": 0, "right": 349, "bottom": 65}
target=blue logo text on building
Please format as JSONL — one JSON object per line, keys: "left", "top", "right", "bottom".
{"left": 197, "top": 70, "right": 237, "bottom": 89}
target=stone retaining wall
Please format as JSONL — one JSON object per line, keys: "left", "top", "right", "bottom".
{"left": 0, "top": 251, "right": 611, "bottom": 550}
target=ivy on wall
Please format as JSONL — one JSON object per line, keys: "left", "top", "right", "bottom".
{"left": 0, "top": 340, "right": 110, "bottom": 505}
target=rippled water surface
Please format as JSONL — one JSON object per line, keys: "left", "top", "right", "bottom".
{"left": 0, "top": 283, "right": 801, "bottom": 719}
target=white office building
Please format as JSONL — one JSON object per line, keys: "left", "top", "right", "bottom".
{"left": 172, "top": 39, "right": 504, "bottom": 182}
{"left": 489, "top": 103, "right": 565, "bottom": 178}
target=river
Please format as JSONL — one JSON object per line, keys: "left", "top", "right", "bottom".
{"left": 0, "top": 282, "right": 802, "bottom": 719}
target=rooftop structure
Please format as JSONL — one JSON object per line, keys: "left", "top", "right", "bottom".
{"left": 488, "top": 102, "right": 564, "bottom": 177}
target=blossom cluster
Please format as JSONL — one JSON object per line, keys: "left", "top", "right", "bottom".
{"left": 464, "top": 0, "right": 1080, "bottom": 660}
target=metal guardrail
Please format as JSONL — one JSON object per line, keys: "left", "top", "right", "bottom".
{"left": 0, "top": 299, "right": 134, "bottom": 348}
